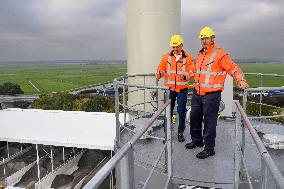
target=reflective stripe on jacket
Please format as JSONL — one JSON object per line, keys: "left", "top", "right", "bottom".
{"left": 194, "top": 43, "right": 246, "bottom": 95}
{"left": 157, "top": 50, "right": 195, "bottom": 92}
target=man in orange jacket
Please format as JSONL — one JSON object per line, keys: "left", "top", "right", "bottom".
{"left": 156, "top": 35, "right": 195, "bottom": 142}
{"left": 185, "top": 27, "right": 248, "bottom": 158}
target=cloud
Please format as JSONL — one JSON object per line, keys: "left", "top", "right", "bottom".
{"left": 181, "top": 0, "right": 284, "bottom": 59}
{"left": 0, "top": 0, "right": 283, "bottom": 61}
{"left": 0, "top": 0, "right": 126, "bottom": 61}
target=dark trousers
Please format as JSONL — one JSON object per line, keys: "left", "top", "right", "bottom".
{"left": 190, "top": 90, "right": 221, "bottom": 151}
{"left": 169, "top": 89, "right": 188, "bottom": 134}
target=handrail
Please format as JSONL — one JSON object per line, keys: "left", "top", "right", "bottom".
{"left": 114, "top": 74, "right": 168, "bottom": 90}
{"left": 245, "top": 86, "right": 284, "bottom": 92}
{"left": 242, "top": 86, "right": 284, "bottom": 118}
{"left": 83, "top": 100, "right": 171, "bottom": 189}
{"left": 244, "top": 73, "right": 284, "bottom": 77}
{"left": 235, "top": 101, "right": 284, "bottom": 189}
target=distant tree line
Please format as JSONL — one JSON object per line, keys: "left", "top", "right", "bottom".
{"left": 0, "top": 82, "right": 24, "bottom": 95}
{"left": 32, "top": 92, "right": 115, "bottom": 112}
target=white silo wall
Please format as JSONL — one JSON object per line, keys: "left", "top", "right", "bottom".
{"left": 127, "top": 0, "right": 181, "bottom": 114}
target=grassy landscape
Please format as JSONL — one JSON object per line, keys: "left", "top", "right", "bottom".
{"left": 239, "top": 63, "right": 284, "bottom": 87}
{"left": 0, "top": 62, "right": 283, "bottom": 95}
{"left": 0, "top": 64, "right": 127, "bottom": 94}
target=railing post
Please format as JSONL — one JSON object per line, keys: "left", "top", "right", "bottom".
{"left": 128, "top": 147, "right": 135, "bottom": 189}
{"left": 156, "top": 78, "right": 159, "bottom": 111}
{"left": 166, "top": 98, "right": 172, "bottom": 187}
{"left": 117, "top": 146, "right": 135, "bottom": 189}
{"left": 260, "top": 88, "right": 263, "bottom": 117}
{"left": 237, "top": 108, "right": 247, "bottom": 183}
{"left": 261, "top": 157, "right": 268, "bottom": 189}
{"left": 260, "top": 73, "right": 263, "bottom": 88}
{"left": 239, "top": 118, "right": 247, "bottom": 182}
{"left": 144, "top": 75, "right": 146, "bottom": 116}
{"left": 234, "top": 108, "right": 240, "bottom": 189}
{"left": 243, "top": 89, "right": 247, "bottom": 113}
{"left": 115, "top": 83, "right": 121, "bottom": 146}
{"left": 110, "top": 150, "right": 114, "bottom": 189}
{"left": 123, "top": 78, "right": 126, "bottom": 125}
{"left": 260, "top": 73, "right": 263, "bottom": 117}
{"left": 164, "top": 90, "right": 169, "bottom": 172}
{"left": 241, "top": 120, "right": 245, "bottom": 154}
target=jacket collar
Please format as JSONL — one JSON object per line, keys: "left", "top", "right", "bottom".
{"left": 170, "top": 49, "right": 187, "bottom": 58}
{"left": 200, "top": 43, "right": 217, "bottom": 54}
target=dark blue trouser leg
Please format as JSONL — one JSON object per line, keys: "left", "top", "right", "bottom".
{"left": 190, "top": 93, "right": 203, "bottom": 143}
{"left": 169, "top": 90, "right": 177, "bottom": 118}
{"left": 202, "top": 92, "right": 221, "bottom": 151}
{"left": 177, "top": 90, "right": 187, "bottom": 133}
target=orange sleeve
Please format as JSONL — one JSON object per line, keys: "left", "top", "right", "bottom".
{"left": 219, "top": 54, "right": 246, "bottom": 84}
{"left": 156, "top": 54, "right": 168, "bottom": 78}
{"left": 186, "top": 54, "right": 195, "bottom": 80}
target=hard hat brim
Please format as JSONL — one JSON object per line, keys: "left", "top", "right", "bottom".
{"left": 199, "top": 35, "right": 215, "bottom": 39}
{"left": 170, "top": 43, "right": 182, "bottom": 47}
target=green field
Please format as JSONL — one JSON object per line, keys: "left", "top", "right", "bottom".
{"left": 0, "top": 64, "right": 127, "bottom": 94}
{"left": 238, "top": 63, "right": 284, "bottom": 87}
{"left": 0, "top": 62, "right": 283, "bottom": 95}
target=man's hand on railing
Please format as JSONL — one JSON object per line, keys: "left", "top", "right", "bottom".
{"left": 237, "top": 80, "right": 249, "bottom": 90}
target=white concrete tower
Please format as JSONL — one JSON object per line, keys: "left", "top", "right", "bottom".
{"left": 127, "top": 0, "right": 181, "bottom": 113}
{"left": 127, "top": 0, "right": 181, "bottom": 75}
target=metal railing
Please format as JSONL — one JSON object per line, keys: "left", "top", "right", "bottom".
{"left": 244, "top": 73, "right": 284, "bottom": 88}
{"left": 83, "top": 74, "right": 172, "bottom": 189}
{"left": 242, "top": 73, "right": 284, "bottom": 119}
{"left": 83, "top": 100, "right": 172, "bottom": 189}
{"left": 83, "top": 73, "right": 284, "bottom": 189}
{"left": 235, "top": 100, "right": 284, "bottom": 189}
{"left": 242, "top": 86, "right": 284, "bottom": 119}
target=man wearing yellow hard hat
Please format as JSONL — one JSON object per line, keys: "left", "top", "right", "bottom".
{"left": 185, "top": 27, "right": 248, "bottom": 159}
{"left": 156, "top": 35, "right": 195, "bottom": 142}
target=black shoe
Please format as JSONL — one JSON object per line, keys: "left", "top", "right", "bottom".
{"left": 185, "top": 141, "right": 204, "bottom": 149}
{"left": 196, "top": 149, "right": 215, "bottom": 159}
{"left": 178, "top": 133, "right": 185, "bottom": 142}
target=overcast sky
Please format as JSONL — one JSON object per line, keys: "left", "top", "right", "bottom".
{"left": 0, "top": 0, "right": 283, "bottom": 61}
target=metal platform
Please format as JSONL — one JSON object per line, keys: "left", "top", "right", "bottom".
{"left": 171, "top": 119, "right": 235, "bottom": 189}
{"left": 83, "top": 75, "right": 284, "bottom": 189}
{"left": 118, "top": 118, "right": 236, "bottom": 189}
{"left": 119, "top": 117, "right": 284, "bottom": 189}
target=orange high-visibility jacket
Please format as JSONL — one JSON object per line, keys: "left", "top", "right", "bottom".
{"left": 157, "top": 50, "right": 195, "bottom": 92}
{"left": 194, "top": 43, "right": 246, "bottom": 95}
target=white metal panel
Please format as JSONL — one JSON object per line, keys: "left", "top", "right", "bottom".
{"left": 0, "top": 109, "right": 119, "bottom": 150}
{"left": 221, "top": 75, "right": 233, "bottom": 117}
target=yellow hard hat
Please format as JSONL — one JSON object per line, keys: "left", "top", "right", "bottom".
{"left": 170, "top": 35, "right": 183, "bottom": 47}
{"left": 199, "top": 27, "right": 215, "bottom": 39}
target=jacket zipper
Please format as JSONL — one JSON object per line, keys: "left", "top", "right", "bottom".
{"left": 175, "top": 57, "right": 177, "bottom": 91}
{"left": 198, "top": 52, "right": 207, "bottom": 94}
